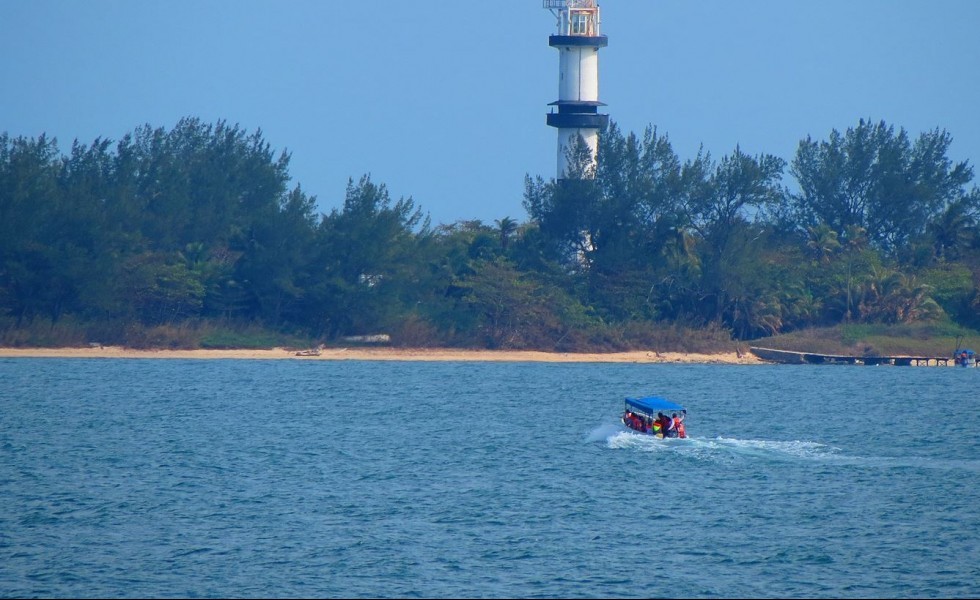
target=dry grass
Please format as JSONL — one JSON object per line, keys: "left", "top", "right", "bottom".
{"left": 751, "top": 323, "right": 980, "bottom": 357}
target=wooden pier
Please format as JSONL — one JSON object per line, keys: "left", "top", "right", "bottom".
{"left": 749, "top": 346, "right": 971, "bottom": 367}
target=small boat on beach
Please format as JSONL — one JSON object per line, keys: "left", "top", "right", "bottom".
{"left": 622, "top": 395, "right": 687, "bottom": 438}
{"left": 295, "top": 344, "right": 324, "bottom": 356}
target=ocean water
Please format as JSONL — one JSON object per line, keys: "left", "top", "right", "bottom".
{"left": 1, "top": 358, "right": 978, "bottom": 598}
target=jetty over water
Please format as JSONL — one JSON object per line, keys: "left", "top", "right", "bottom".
{"left": 749, "top": 346, "right": 968, "bottom": 367}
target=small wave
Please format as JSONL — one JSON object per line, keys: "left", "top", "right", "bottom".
{"left": 842, "top": 453, "right": 980, "bottom": 473}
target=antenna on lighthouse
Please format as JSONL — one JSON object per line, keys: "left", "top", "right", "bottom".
{"left": 543, "top": 0, "right": 609, "bottom": 180}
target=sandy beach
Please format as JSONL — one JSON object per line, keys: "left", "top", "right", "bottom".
{"left": 0, "top": 346, "right": 764, "bottom": 364}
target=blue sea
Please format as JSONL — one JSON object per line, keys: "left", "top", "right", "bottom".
{"left": 1, "top": 358, "right": 978, "bottom": 598}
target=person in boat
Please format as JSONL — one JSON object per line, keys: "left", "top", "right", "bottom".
{"left": 665, "top": 413, "right": 679, "bottom": 438}
{"left": 673, "top": 412, "right": 686, "bottom": 439}
{"left": 657, "top": 412, "right": 675, "bottom": 438}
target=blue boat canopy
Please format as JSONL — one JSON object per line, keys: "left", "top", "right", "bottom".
{"left": 625, "top": 396, "right": 686, "bottom": 414}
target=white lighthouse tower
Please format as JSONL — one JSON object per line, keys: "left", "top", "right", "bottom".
{"left": 544, "top": 0, "right": 609, "bottom": 179}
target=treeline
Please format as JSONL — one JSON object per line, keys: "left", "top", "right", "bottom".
{"left": 1, "top": 117, "right": 979, "bottom": 350}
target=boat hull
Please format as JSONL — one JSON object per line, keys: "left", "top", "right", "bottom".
{"left": 621, "top": 418, "right": 684, "bottom": 439}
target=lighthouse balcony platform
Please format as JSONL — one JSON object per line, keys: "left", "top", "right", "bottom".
{"left": 547, "top": 113, "right": 609, "bottom": 129}
{"left": 549, "top": 34, "right": 608, "bottom": 48}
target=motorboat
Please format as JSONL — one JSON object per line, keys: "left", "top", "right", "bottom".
{"left": 622, "top": 395, "right": 687, "bottom": 438}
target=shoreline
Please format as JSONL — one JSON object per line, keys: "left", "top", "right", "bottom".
{"left": 0, "top": 346, "right": 765, "bottom": 365}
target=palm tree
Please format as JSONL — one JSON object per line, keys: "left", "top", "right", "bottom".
{"left": 929, "top": 199, "right": 977, "bottom": 261}
{"left": 495, "top": 217, "right": 518, "bottom": 252}
{"left": 806, "top": 223, "right": 840, "bottom": 264}
{"left": 842, "top": 225, "right": 868, "bottom": 322}
{"left": 858, "top": 268, "right": 941, "bottom": 323}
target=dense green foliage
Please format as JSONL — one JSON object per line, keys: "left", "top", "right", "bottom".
{"left": 2, "top": 117, "right": 979, "bottom": 349}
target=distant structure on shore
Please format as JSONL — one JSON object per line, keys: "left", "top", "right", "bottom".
{"left": 544, "top": 0, "right": 609, "bottom": 179}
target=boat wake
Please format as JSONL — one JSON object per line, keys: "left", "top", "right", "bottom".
{"left": 684, "top": 436, "right": 841, "bottom": 461}
{"left": 592, "top": 423, "right": 980, "bottom": 472}
{"left": 585, "top": 422, "right": 625, "bottom": 443}
{"left": 598, "top": 426, "right": 841, "bottom": 462}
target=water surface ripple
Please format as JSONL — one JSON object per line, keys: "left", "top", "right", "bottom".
{"left": 1, "top": 359, "right": 978, "bottom": 598}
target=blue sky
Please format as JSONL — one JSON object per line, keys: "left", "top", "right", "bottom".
{"left": 3, "top": 1, "right": 978, "bottom": 226}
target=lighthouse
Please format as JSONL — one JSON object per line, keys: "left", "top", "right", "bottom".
{"left": 544, "top": 0, "right": 609, "bottom": 179}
